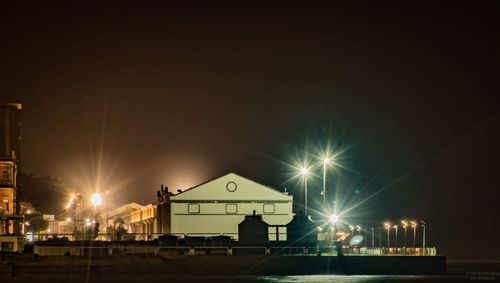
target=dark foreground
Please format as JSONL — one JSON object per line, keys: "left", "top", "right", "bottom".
{"left": 5, "top": 255, "right": 499, "bottom": 282}
{"left": 0, "top": 254, "right": 454, "bottom": 282}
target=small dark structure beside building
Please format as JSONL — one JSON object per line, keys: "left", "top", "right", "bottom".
{"left": 238, "top": 210, "right": 268, "bottom": 246}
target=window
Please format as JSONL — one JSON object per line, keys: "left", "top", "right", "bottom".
{"left": 226, "top": 181, "right": 237, "bottom": 192}
{"left": 225, "top": 203, "right": 237, "bottom": 214}
{"left": 188, "top": 203, "right": 200, "bottom": 214}
{"left": 263, "top": 203, "right": 275, "bottom": 214}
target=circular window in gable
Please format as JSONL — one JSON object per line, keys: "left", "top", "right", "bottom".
{"left": 226, "top": 181, "right": 237, "bottom": 192}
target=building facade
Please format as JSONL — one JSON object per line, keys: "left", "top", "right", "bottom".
{"left": 0, "top": 103, "right": 22, "bottom": 235}
{"left": 130, "top": 204, "right": 157, "bottom": 240}
{"left": 167, "top": 173, "right": 293, "bottom": 239}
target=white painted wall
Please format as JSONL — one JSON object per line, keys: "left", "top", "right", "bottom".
{"left": 170, "top": 173, "right": 293, "bottom": 239}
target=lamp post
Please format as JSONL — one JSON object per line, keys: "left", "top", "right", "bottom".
{"left": 378, "top": 227, "right": 382, "bottom": 249}
{"left": 421, "top": 220, "right": 426, "bottom": 255}
{"left": 300, "top": 168, "right": 310, "bottom": 216}
{"left": 349, "top": 225, "right": 354, "bottom": 236}
{"left": 393, "top": 225, "right": 398, "bottom": 254}
{"left": 371, "top": 227, "right": 374, "bottom": 247}
{"left": 103, "top": 190, "right": 110, "bottom": 240}
{"left": 322, "top": 157, "right": 330, "bottom": 209}
{"left": 393, "top": 225, "right": 398, "bottom": 247}
{"left": 355, "top": 225, "right": 362, "bottom": 246}
{"left": 384, "top": 222, "right": 391, "bottom": 249}
{"left": 401, "top": 220, "right": 408, "bottom": 255}
{"left": 329, "top": 214, "right": 338, "bottom": 248}
{"left": 410, "top": 221, "right": 417, "bottom": 249}
{"left": 91, "top": 192, "right": 102, "bottom": 239}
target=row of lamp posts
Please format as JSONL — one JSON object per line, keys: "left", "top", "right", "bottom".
{"left": 297, "top": 154, "right": 427, "bottom": 254}
{"left": 383, "top": 220, "right": 426, "bottom": 249}
{"left": 340, "top": 220, "right": 427, "bottom": 255}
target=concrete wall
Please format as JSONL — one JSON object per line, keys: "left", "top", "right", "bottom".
{"left": 0, "top": 235, "right": 24, "bottom": 252}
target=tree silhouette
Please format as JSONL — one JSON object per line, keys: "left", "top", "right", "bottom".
{"left": 16, "top": 171, "right": 66, "bottom": 215}
{"left": 25, "top": 212, "right": 49, "bottom": 234}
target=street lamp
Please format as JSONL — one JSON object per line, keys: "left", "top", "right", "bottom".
{"left": 90, "top": 192, "right": 102, "bottom": 240}
{"left": 322, "top": 157, "right": 331, "bottom": 208}
{"left": 300, "top": 167, "right": 310, "bottom": 215}
{"left": 410, "top": 220, "right": 417, "bottom": 248}
{"left": 421, "top": 220, "right": 426, "bottom": 255}
{"left": 378, "top": 227, "right": 382, "bottom": 249}
{"left": 91, "top": 192, "right": 102, "bottom": 207}
{"left": 401, "top": 220, "right": 408, "bottom": 255}
{"left": 384, "top": 222, "right": 391, "bottom": 249}
{"left": 393, "top": 225, "right": 398, "bottom": 252}
{"left": 103, "top": 190, "right": 110, "bottom": 240}
{"left": 329, "top": 214, "right": 339, "bottom": 224}
{"left": 371, "top": 227, "right": 375, "bottom": 247}
{"left": 401, "top": 220, "right": 408, "bottom": 250}
{"left": 356, "top": 225, "right": 364, "bottom": 247}
{"left": 349, "top": 225, "right": 355, "bottom": 236}
{"left": 65, "top": 194, "right": 76, "bottom": 209}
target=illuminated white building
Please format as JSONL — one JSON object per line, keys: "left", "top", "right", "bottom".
{"left": 168, "top": 173, "right": 293, "bottom": 240}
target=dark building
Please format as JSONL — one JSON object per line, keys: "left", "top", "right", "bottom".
{"left": 238, "top": 210, "right": 269, "bottom": 246}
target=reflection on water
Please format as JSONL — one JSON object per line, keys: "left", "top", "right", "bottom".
{"left": 6, "top": 275, "right": 472, "bottom": 283}
{"left": 257, "top": 275, "right": 465, "bottom": 283}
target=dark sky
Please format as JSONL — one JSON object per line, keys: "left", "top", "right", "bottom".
{"left": 1, "top": 2, "right": 499, "bottom": 260}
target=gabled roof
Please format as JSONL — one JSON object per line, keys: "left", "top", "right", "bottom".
{"left": 173, "top": 172, "right": 288, "bottom": 196}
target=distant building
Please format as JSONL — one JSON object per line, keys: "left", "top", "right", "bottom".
{"left": 129, "top": 204, "right": 157, "bottom": 240}
{"left": 156, "top": 173, "right": 293, "bottom": 240}
{"left": 0, "top": 103, "right": 22, "bottom": 164}
{"left": 0, "top": 103, "right": 22, "bottom": 235}
{"left": 102, "top": 202, "right": 143, "bottom": 234}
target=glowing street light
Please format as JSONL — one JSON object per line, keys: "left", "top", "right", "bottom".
{"left": 393, "top": 225, "right": 398, "bottom": 249}
{"left": 65, "top": 194, "right": 76, "bottom": 209}
{"left": 300, "top": 167, "right": 310, "bottom": 215}
{"left": 91, "top": 192, "right": 102, "bottom": 207}
{"left": 421, "top": 220, "right": 426, "bottom": 255}
{"left": 384, "top": 222, "right": 391, "bottom": 248}
{"left": 410, "top": 220, "right": 417, "bottom": 248}
{"left": 322, "top": 157, "right": 331, "bottom": 208}
{"left": 356, "top": 225, "right": 362, "bottom": 234}
{"left": 356, "top": 225, "right": 363, "bottom": 246}
{"left": 401, "top": 220, "right": 408, "bottom": 249}
{"left": 329, "top": 214, "right": 339, "bottom": 224}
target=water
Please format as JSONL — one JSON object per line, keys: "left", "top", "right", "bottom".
{"left": 3, "top": 275, "right": 478, "bottom": 283}
{"left": 257, "top": 275, "right": 466, "bottom": 282}
{"left": 5, "top": 261, "right": 500, "bottom": 282}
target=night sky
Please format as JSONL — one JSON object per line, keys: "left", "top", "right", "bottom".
{"left": 1, "top": 2, "right": 499, "bottom": 260}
